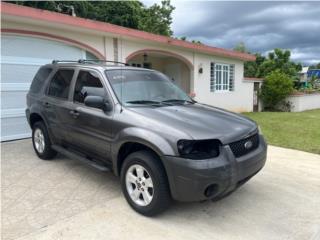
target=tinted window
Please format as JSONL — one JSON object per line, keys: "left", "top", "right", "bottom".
{"left": 30, "top": 67, "right": 52, "bottom": 94}
{"left": 47, "top": 69, "right": 74, "bottom": 99}
{"left": 74, "top": 70, "right": 104, "bottom": 103}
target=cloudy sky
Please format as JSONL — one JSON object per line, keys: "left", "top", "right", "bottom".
{"left": 145, "top": 1, "right": 320, "bottom": 65}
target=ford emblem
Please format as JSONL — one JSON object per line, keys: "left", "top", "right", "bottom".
{"left": 244, "top": 140, "right": 253, "bottom": 149}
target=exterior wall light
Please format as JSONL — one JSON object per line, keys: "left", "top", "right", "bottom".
{"left": 198, "top": 64, "right": 203, "bottom": 74}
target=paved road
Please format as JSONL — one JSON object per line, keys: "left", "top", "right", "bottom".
{"left": 2, "top": 139, "right": 320, "bottom": 240}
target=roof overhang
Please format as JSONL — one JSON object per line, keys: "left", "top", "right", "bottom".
{"left": 1, "top": 3, "right": 256, "bottom": 62}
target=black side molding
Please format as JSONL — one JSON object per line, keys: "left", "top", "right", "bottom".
{"left": 52, "top": 145, "right": 111, "bottom": 172}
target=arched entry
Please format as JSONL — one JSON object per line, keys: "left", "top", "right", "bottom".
{"left": 126, "top": 49, "right": 193, "bottom": 93}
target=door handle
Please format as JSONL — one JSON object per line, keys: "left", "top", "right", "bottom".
{"left": 69, "top": 110, "right": 80, "bottom": 118}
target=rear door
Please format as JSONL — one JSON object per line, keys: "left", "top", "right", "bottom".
{"left": 43, "top": 68, "right": 75, "bottom": 143}
{"left": 67, "top": 69, "right": 114, "bottom": 161}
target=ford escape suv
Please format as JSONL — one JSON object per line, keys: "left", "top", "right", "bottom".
{"left": 26, "top": 60, "right": 267, "bottom": 216}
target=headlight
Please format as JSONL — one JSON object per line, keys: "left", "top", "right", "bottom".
{"left": 177, "top": 139, "right": 221, "bottom": 159}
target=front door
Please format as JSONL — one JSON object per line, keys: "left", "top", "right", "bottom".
{"left": 67, "top": 69, "right": 114, "bottom": 161}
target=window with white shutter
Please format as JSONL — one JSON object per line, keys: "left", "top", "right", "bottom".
{"left": 210, "top": 63, "right": 235, "bottom": 92}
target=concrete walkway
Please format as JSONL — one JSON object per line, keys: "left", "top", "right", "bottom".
{"left": 2, "top": 139, "right": 320, "bottom": 240}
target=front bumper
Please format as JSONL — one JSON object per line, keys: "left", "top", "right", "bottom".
{"left": 161, "top": 134, "right": 267, "bottom": 202}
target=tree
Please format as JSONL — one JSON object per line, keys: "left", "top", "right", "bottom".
{"left": 8, "top": 1, "right": 175, "bottom": 36}
{"left": 260, "top": 70, "right": 294, "bottom": 111}
{"left": 244, "top": 53, "right": 266, "bottom": 78}
{"left": 178, "top": 36, "right": 202, "bottom": 44}
{"left": 259, "top": 49, "right": 302, "bottom": 78}
{"left": 244, "top": 48, "right": 302, "bottom": 79}
{"left": 233, "top": 42, "right": 248, "bottom": 53}
{"left": 191, "top": 40, "right": 202, "bottom": 44}
{"left": 308, "top": 63, "right": 320, "bottom": 70}
{"left": 139, "top": 0, "right": 175, "bottom": 36}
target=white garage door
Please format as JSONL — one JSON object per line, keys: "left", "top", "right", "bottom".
{"left": 1, "top": 35, "right": 96, "bottom": 141}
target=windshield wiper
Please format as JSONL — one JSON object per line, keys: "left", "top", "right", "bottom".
{"left": 126, "top": 100, "right": 161, "bottom": 105}
{"left": 125, "top": 100, "right": 173, "bottom": 106}
{"left": 161, "top": 99, "right": 195, "bottom": 105}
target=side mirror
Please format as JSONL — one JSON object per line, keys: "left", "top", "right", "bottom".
{"left": 84, "top": 96, "right": 112, "bottom": 112}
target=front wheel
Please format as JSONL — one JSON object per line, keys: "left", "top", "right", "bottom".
{"left": 120, "top": 150, "right": 171, "bottom": 216}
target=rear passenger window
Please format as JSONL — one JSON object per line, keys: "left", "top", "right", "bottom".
{"left": 74, "top": 70, "right": 104, "bottom": 104}
{"left": 47, "top": 69, "right": 74, "bottom": 99}
{"left": 30, "top": 67, "right": 52, "bottom": 94}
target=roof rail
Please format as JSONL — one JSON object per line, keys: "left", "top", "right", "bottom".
{"left": 77, "top": 59, "right": 128, "bottom": 65}
{"left": 52, "top": 60, "right": 79, "bottom": 64}
{"left": 51, "top": 59, "right": 129, "bottom": 66}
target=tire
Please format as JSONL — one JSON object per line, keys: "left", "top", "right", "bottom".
{"left": 120, "top": 150, "right": 171, "bottom": 216}
{"left": 32, "top": 121, "right": 57, "bottom": 160}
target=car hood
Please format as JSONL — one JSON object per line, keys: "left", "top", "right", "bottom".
{"left": 129, "top": 103, "right": 257, "bottom": 144}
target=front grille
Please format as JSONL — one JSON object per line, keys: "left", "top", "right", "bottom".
{"left": 229, "top": 133, "right": 259, "bottom": 158}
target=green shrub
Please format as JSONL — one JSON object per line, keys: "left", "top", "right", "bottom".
{"left": 260, "top": 70, "right": 293, "bottom": 111}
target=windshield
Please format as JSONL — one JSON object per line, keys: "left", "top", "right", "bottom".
{"left": 105, "top": 69, "right": 193, "bottom": 106}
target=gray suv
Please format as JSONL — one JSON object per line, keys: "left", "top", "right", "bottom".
{"left": 26, "top": 60, "right": 267, "bottom": 216}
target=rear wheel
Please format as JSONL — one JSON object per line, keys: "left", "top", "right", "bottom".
{"left": 120, "top": 150, "right": 171, "bottom": 216}
{"left": 32, "top": 121, "right": 57, "bottom": 160}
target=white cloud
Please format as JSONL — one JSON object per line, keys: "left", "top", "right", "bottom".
{"left": 142, "top": 1, "right": 320, "bottom": 65}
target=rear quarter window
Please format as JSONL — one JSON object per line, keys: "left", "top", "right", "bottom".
{"left": 29, "top": 67, "right": 52, "bottom": 94}
{"left": 47, "top": 69, "right": 74, "bottom": 99}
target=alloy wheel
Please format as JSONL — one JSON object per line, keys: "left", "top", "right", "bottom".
{"left": 34, "top": 128, "right": 45, "bottom": 153}
{"left": 125, "top": 164, "right": 154, "bottom": 206}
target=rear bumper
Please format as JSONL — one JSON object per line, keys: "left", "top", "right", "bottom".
{"left": 25, "top": 109, "right": 31, "bottom": 126}
{"left": 161, "top": 134, "right": 267, "bottom": 202}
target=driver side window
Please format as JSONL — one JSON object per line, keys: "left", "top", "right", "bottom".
{"left": 74, "top": 70, "right": 105, "bottom": 104}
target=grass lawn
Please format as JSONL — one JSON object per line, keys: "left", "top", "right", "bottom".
{"left": 242, "top": 109, "right": 320, "bottom": 154}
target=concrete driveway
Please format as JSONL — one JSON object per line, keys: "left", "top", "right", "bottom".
{"left": 2, "top": 139, "right": 320, "bottom": 240}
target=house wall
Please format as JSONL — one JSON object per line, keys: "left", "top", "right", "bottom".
{"left": 193, "top": 53, "right": 254, "bottom": 112}
{"left": 121, "top": 40, "right": 254, "bottom": 112}
{"left": 2, "top": 19, "right": 254, "bottom": 112}
{"left": 2, "top": 20, "right": 107, "bottom": 58}
{"left": 120, "top": 39, "right": 195, "bottom": 93}
{"left": 119, "top": 39, "right": 194, "bottom": 67}
{"left": 287, "top": 94, "right": 320, "bottom": 112}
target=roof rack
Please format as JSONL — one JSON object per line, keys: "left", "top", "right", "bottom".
{"left": 51, "top": 60, "right": 79, "bottom": 64}
{"left": 52, "top": 59, "right": 129, "bottom": 65}
{"left": 77, "top": 59, "right": 128, "bottom": 65}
